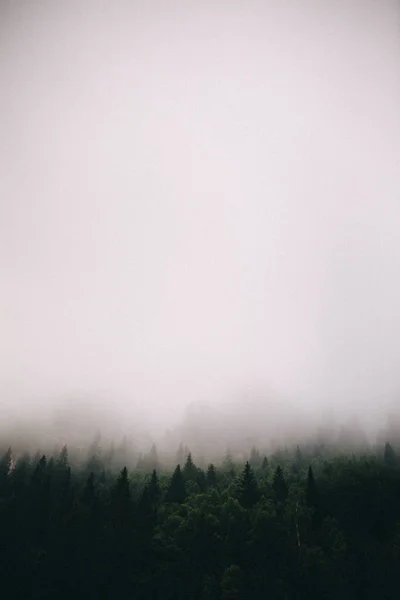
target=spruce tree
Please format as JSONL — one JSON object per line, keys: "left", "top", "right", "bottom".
{"left": 183, "top": 452, "right": 198, "bottom": 481}
{"left": 306, "top": 465, "right": 318, "bottom": 507}
{"left": 206, "top": 463, "right": 217, "bottom": 488}
{"left": 148, "top": 469, "right": 161, "bottom": 505}
{"left": 0, "top": 447, "right": 12, "bottom": 490}
{"left": 166, "top": 464, "right": 186, "bottom": 503}
{"left": 272, "top": 465, "right": 288, "bottom": 502}
{"left": 384, "top": 442, "right": 397, "bottom": 467}
{"left": 238, "top": 461, "right": 259, "bottom": 508}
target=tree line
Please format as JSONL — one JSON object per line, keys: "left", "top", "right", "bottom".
{"left": 1, "top": 440, "right": 400, "bottom": 599}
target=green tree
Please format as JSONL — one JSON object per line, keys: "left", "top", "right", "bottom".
{"left": 166, "top": 464, "right": 186, "bottom": 504}
{"left": 147, "top": 468, "right": 161, "bottom": 505}
{"left": 206, "top": 463, "right": 217, "bottom": 487}
{"left": 183, "top": 452, "right": 198, "bottom": 482}
{"left": 306, "top": 465, "right": 318, "bottom": 508}
{"left": 238, "top": 461, "right": 259, "bottom": 508}
{"left": 272, "top": 465, "right": 288, "bottom": 502}
{"left": 384, "top": 442, "right": 397, "bottom": 467}
{"left": 0, "top": 447, "right": 12, "bottom": 491}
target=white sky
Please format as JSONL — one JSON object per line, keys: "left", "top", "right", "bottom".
{"left": 1, "top": 0, "right": 400, "bottom": 431}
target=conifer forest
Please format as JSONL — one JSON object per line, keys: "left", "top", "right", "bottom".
{"left": 1, "top": 438, "right": 400, "bottom": 599}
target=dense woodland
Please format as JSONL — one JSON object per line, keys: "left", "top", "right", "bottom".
{"left": 1, "top": 436, "right": 400, "bottom": 599}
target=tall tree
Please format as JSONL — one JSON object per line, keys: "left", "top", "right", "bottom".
{"left": 166, "top": 465, "right": 186, "bottom": 504}
{"left": 147, "top": 469, "right": 161, "bottom": 506}
{"left": 238, "top": 461, "right": 259, "bottom": 509}
{"left": 272, "top": 465, "right": 288, "bottom": 502}
{"left": 183, "top": 452, "right": 198, "bottom": 482}
{"left": 206, "top": 463, "right": 217, "bottom": 488}
{"left": 0, "top": 447, "right": 12, "bottom": 491}
{"left": 384, "top": 442, "right": 397, "bottom": 467}
{"left": 306, "top": 465, "right": 318, "bottom": 508}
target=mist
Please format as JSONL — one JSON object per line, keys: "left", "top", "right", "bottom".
{"left": 1, "top": 0, "right": 400, "bottom": 449}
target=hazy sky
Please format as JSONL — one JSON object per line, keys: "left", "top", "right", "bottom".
{"left": 1, "top": 0, "right": 400, "bottom": 430}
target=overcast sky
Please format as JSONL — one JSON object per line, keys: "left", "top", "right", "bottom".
{"left": 1, "top": 0, "right": 400, "bottom": 431}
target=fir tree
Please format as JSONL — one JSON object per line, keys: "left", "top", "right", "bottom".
{"left": 206, "top": 463, "right": 217, "bottom": 487}
{"left": 166, "top": 464, "right": 186, "bottom": 504}
{"left": 238, "top": 461, "right": 259, "bottom": 509}
{"left": 183, "top": 452, "right": 198, "bottom": 481}
{"left": 147, "top": 469, "right": 161, "bottom": 505}
{"left": 306, "top": 465, "right": 318, "bottom": 507}
{"left": 272, "top": 465, "right": 288, "bottom": 502}
{"left": 0, "top": 446, "right": 12, "bottom": 488}
{"left": 384, "top": 442, "right": 397, "bottom": 467}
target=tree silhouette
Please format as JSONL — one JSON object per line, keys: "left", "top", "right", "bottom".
{"left": 384, "top": 442, "right": 397, "bottom": 467}
{"left": 306, "top": 465, "right": 317, "bottom": 505}
{"left": 238, "top": 461, "right": 259, "bottom": 508}
{"left": 206, "top": 463, "right": 217, "bottom": 488}
{"left": 183, "top": 452, "right": 198, "bottom": 481}
{"left": 272, "top": 465, "right": 288, "bottom": 502}
{"left": 166, "top": 464, "right": 186, "bottom": 504}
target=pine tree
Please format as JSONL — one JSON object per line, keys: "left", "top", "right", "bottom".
{"left": 306, "top": 465, "right": 318, "bottom": 507}
{"left": 82, "top": 472, "right": 96, "bottom": 506}
{"left": 384, "top": 442, "right": 397, "bottom": 467}
{"left": 111, "top": 466, "right": 132, "bottom": 527}
{"left": 166, "top": 464, "right": 186, "bottom": 504}
{"left": 56, "top": 445, "right": 69, "bottom": 470}
{"left": 183, "top": 452, "right": 198, "bottom": 481}
{"left": 206, "top": 463, "right": 217, "bottom": 487}
{"left": 148, "top": 469, "right": 161, "bottom": 505}
{"left": 295, "top": 445, "right": 302, "bottom": 467}
{"left": 0, "top": 447, "right": 12, "bottom": 490}
{"left": 115, "top": 466, "right": 130, "bottom": 500}
{"left": 272, "top": 465, "right": 288, "bottom": 502}
{"left": 238, "top": 461, "right": 259, "bottom": 508}
{"left": 196, "top": 468, "right": 207, "bottom": 492}
{"left": 261, "top": 456, "right": 269, "bottom": 471}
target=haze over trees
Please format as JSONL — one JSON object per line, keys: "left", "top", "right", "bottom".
{"left": 1, "top": 0, "right": 399, "bottom": 597}
{"left": 2, "top": 430, "right": 400, "bottom": 599}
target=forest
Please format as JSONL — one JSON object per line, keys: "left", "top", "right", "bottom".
{"left": 1, "top": 434, "right": 400, "bottom": 600}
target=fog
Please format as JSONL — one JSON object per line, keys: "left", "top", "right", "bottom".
{"left": 1, "top": 0, "right": 400, "bottom": 452}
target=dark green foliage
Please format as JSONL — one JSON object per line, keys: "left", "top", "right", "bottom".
{"left": 2, "top": 441, "right": 400, "bottom": 600}
{"left": 237, "top": 461, "right": 259, "bottom": 508}
{"left": 384, "top": 442, "right": 397, "bottom": 467}
{"left": 0, "top": 447, "right": 12, "bottom": 492}
{"left": 261, "top": 455, "right": 269, "bottom": 470}
{"left": 272, "top": 464, "right": 288, "bottom": 502}
{"left": 166, "top": 464, "right": 186, "bottom": 503}
{"left": 306, "top": 465, "right": 318, "bottom": 507}
{"left": 206, "top": 463, "right": 217, "bottom": 487}
{"left": 183, "top": 452, "right": 198, "bottom": 481}
{"left": 81, "top": 471, "right": 96, "bottom": 505}
{"left": 147, "top": 468, "right": 161, "bottom": 505}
